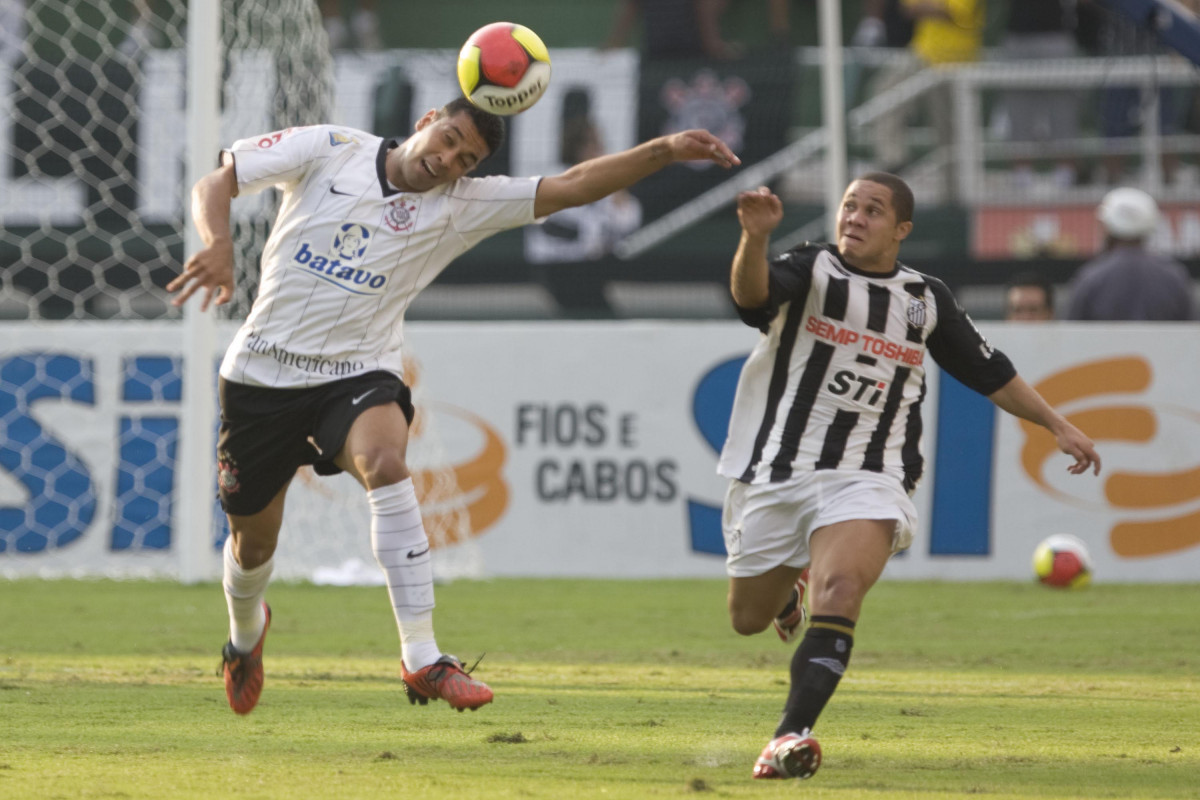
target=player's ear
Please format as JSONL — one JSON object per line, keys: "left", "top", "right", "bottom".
{"left": 413, "top": 109, "right": 438, "bottom": 132}
{"left": 894, "top": 220, "right": 913, "bottom": 243}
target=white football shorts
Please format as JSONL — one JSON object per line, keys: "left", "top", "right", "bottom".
{"left": 721, "top": 470, "right": 916, "bottom": 578}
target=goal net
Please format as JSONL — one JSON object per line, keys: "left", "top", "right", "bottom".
{"left": 0, "top": 1, "right": 482, "bottom": 581}
{"left": 0, "top": 0, "right": 334, "bottom": 321}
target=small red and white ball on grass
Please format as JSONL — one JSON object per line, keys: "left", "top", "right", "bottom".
{"left": 457, "top": 22, "right": 551, "bottom": 116}
{"left": 1033, "top": 533, "right": 1093, "bottom": 589}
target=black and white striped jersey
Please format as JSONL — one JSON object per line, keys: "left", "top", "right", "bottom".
{"left": 218, "top": 125, "right": 539, "bottom": 389}
{"left": 717, "top": 243, "right": 1016, "bottom": 492}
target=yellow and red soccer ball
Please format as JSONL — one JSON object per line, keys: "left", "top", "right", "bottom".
{"left": 457, "top": 22, "right": 551, "bottom": 116}
{"left": 1033, "top": 534, "right": 1093, "bottom": 589}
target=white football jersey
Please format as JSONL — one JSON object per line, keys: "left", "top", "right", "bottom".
{"left": 218, "top": 124, "right": 539, "bottom": 388}
{"left": 718, "top": 244, "right": 1016, "bottom": 491}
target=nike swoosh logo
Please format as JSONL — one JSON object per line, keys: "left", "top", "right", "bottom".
{"left": 810, "top": 657, "right": 846, "bottom": 676}
{"left": 406, "top": 547, "right": 430, "bottom": 559}
{"left": 329, "top": 186, "right": 355, "bottom": 196}
{"left": 351, "top": 388, "right": 376, "bottom": 405}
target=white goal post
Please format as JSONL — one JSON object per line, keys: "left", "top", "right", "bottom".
{"left": 179, "top": 0, "right": 222, "bottom": 583}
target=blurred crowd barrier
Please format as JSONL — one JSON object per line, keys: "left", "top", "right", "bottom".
{"left": 1, "top": 35, "right": 1197, "bottom": 321}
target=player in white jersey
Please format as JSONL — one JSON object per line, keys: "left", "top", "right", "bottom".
{"left": 167, "top": 97, "right": 740, "bottom": 716}
{"left": 722, "top": 174, "right": 1101, "bottom": 780}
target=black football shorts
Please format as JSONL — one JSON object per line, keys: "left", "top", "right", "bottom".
{"left": 215, "top": 371, "right": 414, "bottom": 516}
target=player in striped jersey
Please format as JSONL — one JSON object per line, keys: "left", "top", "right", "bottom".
{"left": 724, "top": 175, "right": 1101, "bottom": 780}
{"left": 168, "top": 98, "right": 740, "bottom": 715}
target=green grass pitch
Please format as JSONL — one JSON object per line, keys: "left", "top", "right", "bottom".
{"left": 2, "top": 577, "right": 1197, "bottom": 798}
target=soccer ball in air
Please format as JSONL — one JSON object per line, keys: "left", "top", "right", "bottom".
{"left": 1032, "top": 534, "right": 1093, "bottom": 589}
{"left": 457, "top": 22, "right": 551, "bottom": 115}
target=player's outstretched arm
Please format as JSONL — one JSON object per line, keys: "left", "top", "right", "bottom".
{"left": 167, "top": 163, "right": 238, "bottom": 311}
{"left": 533, "top": 130, "right": 739, "bottom": 218}
{"left": 988, "top": 375, "right": 1102, "bottom": 476}
{"left": 731, "top": 186, "right": 783, "bottom": 308}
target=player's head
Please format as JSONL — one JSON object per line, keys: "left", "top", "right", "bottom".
{"left": 1005, "top": 270, "right": 1055, "bottom": 321}
{"left": 836, "top": 172, "right": 913, "bottom": 271}
{"left": 435, "top": 97, "right": 506, "bottom": 158}
{"left": 390, "top": 98, "right": 505, "bottom": 192}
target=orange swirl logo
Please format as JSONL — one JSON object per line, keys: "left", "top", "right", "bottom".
{"left": 410, "top": 403, "right": 509, "bottom": 546}
{"left": 405, "top": 357, "right": 509, "bottom": 548}
{"left": 1020, "top": 357, "right": 1200, "bottom": 558}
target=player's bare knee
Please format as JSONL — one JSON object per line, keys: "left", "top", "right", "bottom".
{"left": 729, "top": 604, "right": 772, "bottom": 636}
{"left": 353, "top": 448, "right": 409, "bottom": 488}
{"left": 226, "top": 515, "right": 281, "bottom": 567}
{"left": 811, "top": 572, "right": 867, "bottom": 617}
{"left": 731, "top": 616, "right": 770, "bottom": 636}
{"left": 229, "top": 533, "right": 277, "bottom": 569}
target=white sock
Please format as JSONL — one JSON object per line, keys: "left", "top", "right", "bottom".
{"left": 369, "top": 479, "right": 441, "bottom": 670}
{"left": 223, "top": 536, "right": 272, "bottom": 653}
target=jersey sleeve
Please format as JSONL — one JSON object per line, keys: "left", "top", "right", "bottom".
{"left": 735, "top": 243, "right": 820, "bottom": 330}
{"left": 925, "top": 276, "right": 1016, "bottom": 395}
{"left": 445, "top": 175, "right": 539, "bottom": 248}
{"left": 223, "top": 125, "right": 334, "bottom": 196}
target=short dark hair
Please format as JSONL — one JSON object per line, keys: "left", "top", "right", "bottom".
{"left": 1007, "top": 270, "right": 1055, "bottom": 308}
{"left": 438, "top": 97, "right": 505, "bottom": 161}
{"left": 854, "top": 172, "right": 914, "bottom": 223}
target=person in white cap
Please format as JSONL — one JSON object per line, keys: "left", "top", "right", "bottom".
{"left": 1066, "top": 187, "right": 1196, "bottom": 321}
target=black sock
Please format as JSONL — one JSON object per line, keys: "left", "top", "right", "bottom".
{"left": 775, "top": 615, "right": 855, "bottom": 737}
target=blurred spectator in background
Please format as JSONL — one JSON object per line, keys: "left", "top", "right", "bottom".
{"left": 1000, "top": 0, "right": 1080, "bottom": 190}
{"left": 1067, "top": 187, "right": 1196, "bottom": 321}
{"left": 525, "top": 92, "right": 643, "bottom": 263}
{"left": 763, "top": 0, "right": 792, "bottom": 48}
{"left": 320, "top": 0, "right": 381, "bottom": 51}
{"left": 869, "top": 0, "right": 984, "bottom": 200}
{"left": 851, "top": 0, "right": 913, "bottom": 49}
{"left": 1079, "top": 0, "right": 1195, "bottom": 185}
{"left": 605, "top": 0, "right": 776, "bottom": 60}
{"left": 1005, "top": 271, "right": 1056, "bottom": 321}
{"left": 851, "top": 0, "right": 913, "bottom": 166}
